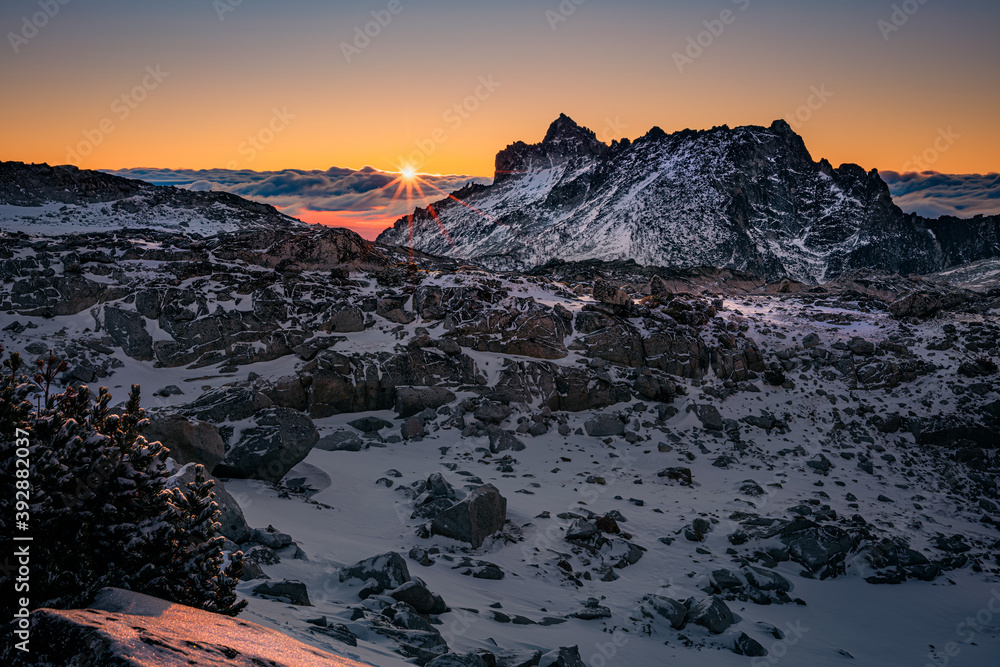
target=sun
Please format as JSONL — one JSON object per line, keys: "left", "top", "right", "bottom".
{"left": 400, "top": 166, "right": 417, "bottom": 181}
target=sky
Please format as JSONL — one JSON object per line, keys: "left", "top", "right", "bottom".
{"left": 2, "top": 0, "right": 999, "bottom": 234}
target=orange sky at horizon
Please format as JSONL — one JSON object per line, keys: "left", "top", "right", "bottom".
{"left": 1, "top": 2, "right": 998, "bottom": 178}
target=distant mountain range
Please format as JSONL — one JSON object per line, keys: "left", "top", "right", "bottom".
{"left": 377, "top": 115, "right": 1000, "bottom": 282}
{"left": 0, "top": 162, "right": 303, "bottom": 235}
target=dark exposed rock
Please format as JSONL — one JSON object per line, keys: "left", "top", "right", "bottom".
{"left": 348, "top": 416, "right": 394, "bottom": 433}
{"left": 733, "top": 632, "right": 768, "bottom": 657}
{"left": 487, "top": 426, "right": 526, "bottom": 453}
{"left": 584, "top": 414, "right": 625, "bottom": 437}
{"left": 213, "top": 408, "right": 319, "bottom": 483}
{"left": 641, "top": 594, "right": 688, "bottom": 630}
{"left": 390, "top": 581, "right": 447, "bottom": 615}
{"left": 566, "top": 519, "right": 600, "bottom": 541}
{"left": 430, "top": 484, "right": 507, "bottom": 548}
{"left": 339, "top": 552, "right": 411, "bottom": 596}
{"left": 316, "top": 430, "right": 365, "bottom": 452}
{"left": 103, "top": 306, "right": 154, "bottom": 361}
{"left": 253, "top": 580, "right": 311, "bottom": 606}
{"left": 146, "top": 414, "right": 225, "bottom": 469}
{"left": 396, "top": 387, "right": 458, "bottom": 419}
{"left": 686, "top": 596, "right": 736, "bottom": 635}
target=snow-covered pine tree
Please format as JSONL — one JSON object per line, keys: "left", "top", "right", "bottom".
{"left": 0, "top": 350, "right": 245, "bottom": 617}
{"left": 146, "top": 465, "right": 248, "bottom": 615}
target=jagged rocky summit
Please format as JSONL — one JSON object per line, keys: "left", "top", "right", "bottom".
{"left": 378, "top": 115, "right": 1000, "bottom": 283}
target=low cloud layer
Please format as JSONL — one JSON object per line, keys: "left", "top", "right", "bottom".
{"left": 881, "top": 171, "right": 1000, "bottom": 219}
{"left": 109, "top": 167, "right": 491, "bottom": 238}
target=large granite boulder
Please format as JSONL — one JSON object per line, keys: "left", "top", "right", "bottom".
{"left": 146, "top": 414, "right": 225, "bottom": 469}
{"left": 430, "top": 484, "right": 507, "bottom": 549}
{"left": 213, "top": 408, "right": 319, "bottom": 483}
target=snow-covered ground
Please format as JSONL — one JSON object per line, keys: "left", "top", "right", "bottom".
{"left": 1, "top": 235, "right": 997, "bottom": 666}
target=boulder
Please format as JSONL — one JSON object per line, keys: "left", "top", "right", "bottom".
{"left": 253, "top": 580, "right": 311, "bottom": 606}
{"left": 390, "top": 581, "right": 447, "bottom": 615}
{"left": 538, "top": 646, "right": 586, "bottom": 667}
{"left": 396, "top": 386, "right": 457, "bottom": 419}
{"left": 324, "top": 305, "right": 366, "bottom": 333}
{"left": 742, "top": 566, "right": 791, "bottom": 593}
{"left": 658, "top": 467, "right": 693, "bottom": 486}
{"left": 686, "top": 596, "right": 735, "bottom": 635}
{"left": 474, "top": 401, "right": 512, "bottom": 424}
{"left": 641, "top": 594, "right": 687, "bottom": 630}
{"left": 593, "top": 279, "right": 631, "bottom": 307}
{"left": 684, "top": 518, "right": 713, "bottom": 542}
{"left": 584, "top": 414, "right": 625, "bottom": 437}
{"left": 339, "top": 552, "right": 411, "bottom": 596}
{"left": 430, "top": 484, "right": 507, "bottom": 549}
{"left": 889, "top": 291, "right": 941, "bottom": 319}
{"left": 774, "top": 520, "right": 853, "bottom": 577}
{"left": 402, "top": 416, "right": 426, "bottom": 440}
{"left": 454, "top": 558, "right": 506, "bottom": 580}
{"left": 214, "top": 408, "right": 319, "bottom": 483}
{"left": 447, "top": 298, "right": 571, "bottom": 360}
{"left": 733, "top": 632, "right": 768, "bottom": 657}
{"left": 565, "top": 519, "right": 599, "bottom": 541}
{"left": 104, "top": 306, "right": 154, "bottom": 361}
{"left": 146, "top": 414, "right": 225, "bottom": 469}
{"left": 348, "top": 416, "right": 393, "bottom": 433}
{"left": 0, "top": 588, "right": 366, "bottom": 667}
{"left": 487, "top": 426, "right": 526, "bottom": 453}
{"left": 250, "top": 528, "right": 293, "bottom": 549}
{"left": 316, "top": 430, "right": 364, "bottom": 452}
{"left": 695, "top": 404, "right": 724, "bottom": 431}
{"left": 265, "top": 375, "right": 309, "bottom": 412}
{"left": 649, "top": 275, "right": 672, "bottom": 297}
{"left": 848, "top": 337, "right": 876, "bottom": 357}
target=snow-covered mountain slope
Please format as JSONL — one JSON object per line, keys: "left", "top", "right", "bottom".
{"left": 377, "top": 116, "right": 1000, "bottom": 283}
{"left": 0, "top": 162, "right": 305, "bottom": 236}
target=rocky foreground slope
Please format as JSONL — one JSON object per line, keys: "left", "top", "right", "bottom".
{"left": 0, "top": 223, "right": 998, "bottom": 665}
{"left": 378, "top": 116, "right": 1000, "bottom": 282}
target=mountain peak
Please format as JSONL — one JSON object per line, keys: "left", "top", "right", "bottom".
{"left": 543, "top": 114, "right": 600, "bottom": 147}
